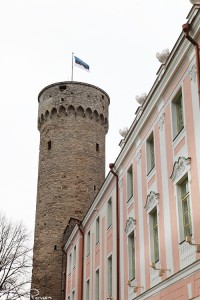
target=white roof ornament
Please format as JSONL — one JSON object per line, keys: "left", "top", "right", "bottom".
{"left": 119, "top": 127, "right": 128, "bottom": 138}
{"left": 135, "top": 93, "right": 147, "bottom": 105}
{"left": 156, "top": 49, "right": 170, "bottom": 64}
{"left": 189, "top": 0, "right": 200, "bottom": 4}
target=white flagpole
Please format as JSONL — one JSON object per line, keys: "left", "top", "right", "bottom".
{"left": 71, "top": 52, "right": 74, "bottom": 81}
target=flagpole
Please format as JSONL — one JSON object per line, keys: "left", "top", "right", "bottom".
{"left": 71, "top": 52, "right": 74, "bottom": 81}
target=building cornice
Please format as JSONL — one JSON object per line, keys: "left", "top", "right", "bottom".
{"left": 113, "top": 8, "right": 200, "bottom": 173}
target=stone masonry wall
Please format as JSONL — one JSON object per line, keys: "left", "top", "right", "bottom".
{"left": 31, "top": 82, "right": 110, "bottom": 300}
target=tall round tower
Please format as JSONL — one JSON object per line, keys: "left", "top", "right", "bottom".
{"left": 31, "top": 81, "right": 109, "bottom": 300}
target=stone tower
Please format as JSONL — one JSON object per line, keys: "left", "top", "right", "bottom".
{"left": 32, "top": 81, "right": 109, "bottom": 300}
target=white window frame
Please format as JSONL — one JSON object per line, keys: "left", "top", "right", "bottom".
{"left": 73, "top": 245, "right": 76, "bottom": 268}
{"left": 96, "top": 217, "right": 100, "bottom": 244}
{"left": 95, "top": 269, "right": 100, "bottom": 300}
{"left": 176, "top": 174, "right": 192, "bottom": 243}
{"left": 107, "top": 255, "right": 112, "bottom": 298}
{"left": 107, "top": 198, "right": 112, "bottom": 229}
{"left": 127, "top": 164, "right": 133, "bottom": 202}
{"left": 171, "top": 90, "right": 184, "bottom": 140}
{"left": 149, "top": 207, "right": 160, "bottom": 264}
{"left": 86, "top": 279, "right": 90, "bottom": 300}
{"left": 72, "top": 290, "right": 75, "bottom": 300}
{"left": 68, "top": 253, "right": 72, "bottom": 274}
{"left": 128, "top": 231, "right": 135, "bottom": 280}
{"left": 87, "top": 231, "right": 90, "bottom": 256}
{"left": 146, "top": 132, "right": 155, "bottom": 174}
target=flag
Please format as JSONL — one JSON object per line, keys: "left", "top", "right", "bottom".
{"left": 74, "top": 56, "right": 90, "bottom": 72}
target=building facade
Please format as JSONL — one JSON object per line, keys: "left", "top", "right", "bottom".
{"left": 64, "top": 4, "right": 200, "bottom": 300}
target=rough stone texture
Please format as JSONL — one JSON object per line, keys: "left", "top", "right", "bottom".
{"left": 31, "top": 82, "right": 109, "bottom": 300}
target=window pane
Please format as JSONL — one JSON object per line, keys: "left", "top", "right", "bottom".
{"left": 152, "top": 210, "right": 159, "bottom": 262}
{"left": 181, "top": 178, "right": 192, "bottom": 238}
{"left": 128, "top": 233, "right": 135, "bottom": 279}
{"left": 176, "top": 96, "right": 184, "bottom": 133}
{"left": 108, "top": 256, "right": 112, "bottom": 296}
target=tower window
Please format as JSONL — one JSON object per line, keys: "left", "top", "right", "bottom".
{"left": 96, "top": 143, "right": 99, "bottom": 152}
{"left": 102, "top": 95, "right": 104, "bottom": 99}
{"left": 48, "top": 140, "right": 51, "bottom": 150}
{"left": 54, "top": 245, "right": 57, "bottom": 251}
{"left": 59, "top": 85, "right": 66, "bottom": 91}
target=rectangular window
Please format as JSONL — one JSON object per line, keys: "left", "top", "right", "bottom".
{"left": 72, "top": 291, "right": 75, "bottom": 300}
{"left": 127, "top": 165, "right": 133, "bottom": 202}
{"left": 87, "top": 231, "right": 90, "bottom": 256}
{"left": 108, "top": 255, "right": 112, "bottom": 298}
{"left": 149, "top": 209, "right": 159, "bottom": 263}
{"left": 73, "top": 246, "right": 76, "bottom": 268}
{"left": 152, "top": 210, "right": 159, "bottom": 263}
{"left": 107, "top": 199, "right": 112, "bottom": 228}
{"left": 96, "top": 217, "right": 100, "bottom": 244}
{"left": 86, "top": 279, "right": 90, "bottom": 300}
{"left": 172, "top": 92, "right": 184, "bottom": 139}
{"left": 96, "top": 269, "right": 100, "bottom": 300}
{"left": 147, "top": 133, "right": 155, "bottom": 174}
{"left": 178, "top": 177, "right": 192, "bottom": 241}
{"left": 48, "top": 140, "right": 51, "bottom": 150}
{"left": 68, "top": 253, "right": 72, "bottom": 274}
{"left": 128, "top": 232, "right": 135, "bottom": 280}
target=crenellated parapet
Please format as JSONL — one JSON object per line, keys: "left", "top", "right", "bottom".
{"left": 37, "top": 81, "right": 109, "bottom": 132}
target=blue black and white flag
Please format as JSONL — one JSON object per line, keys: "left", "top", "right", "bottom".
{"left": 74, "top": 56, "right": 90, "bottom": 72}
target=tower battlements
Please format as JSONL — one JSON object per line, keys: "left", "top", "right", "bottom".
{"left": 38, "top": 81, "right": 109, "bottom": 132}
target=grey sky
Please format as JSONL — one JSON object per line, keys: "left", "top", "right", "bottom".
{"left": 0, "top": 0, "right": 191, "bottom": 237}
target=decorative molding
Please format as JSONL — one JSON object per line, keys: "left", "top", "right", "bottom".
{"left": 158, "top": 113, "right": 165, "bottom": 130}
{"left": 145, "top": 191, "right": 159, "bottom": 212}
{"left": 188, "top": 64, "right": 197, "bottom": 82}
{"left": 170, "top": 157, "right": 191, "bottom": 182}
{"left": 136, "top": 150, "right": 142, "bottom": 163}
{"left": 125, "top": 217, "right": 136, "bottom": 234}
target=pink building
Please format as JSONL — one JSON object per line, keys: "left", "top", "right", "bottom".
{"left": 64, "top": 4, "right": 200, "bottom": 300}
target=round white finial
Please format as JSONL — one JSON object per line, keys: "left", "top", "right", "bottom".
{"left": 156, "top": 49, "right": 170, "bottom": 64}
{"left": 189, "top": 0, "right": 200, "bottom": 4}
{"left": 135, "top": 93, "right": 147, "bottom": 105}
{"left": 119, "top": 127, "right": 128, "bottom": 138}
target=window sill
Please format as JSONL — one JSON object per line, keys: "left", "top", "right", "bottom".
{"left": 179, "top": 234, "right": 192, "bottom": 245}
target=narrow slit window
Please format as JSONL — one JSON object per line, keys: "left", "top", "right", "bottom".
{"left": 96, "top": 143, "right": 100, "bottom": 152}
{"left": 48, "top": 140, "right": 51, "bottom": 150}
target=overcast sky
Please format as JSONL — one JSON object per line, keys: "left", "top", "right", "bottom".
{"left": 0, "top": 0, "right": 192, "bottom": 239}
